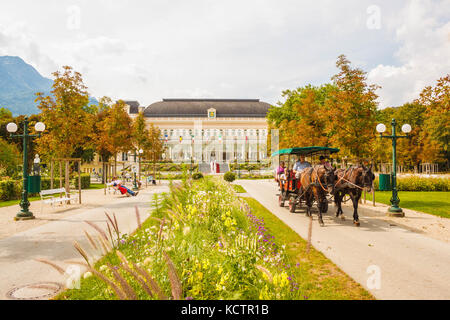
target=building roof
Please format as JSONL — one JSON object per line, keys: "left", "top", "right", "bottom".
{"left": 123, "top": 100, "right": 140, "bottom": 114}
{"left": 143, "top": 99, "right": 271, "bottom": 118}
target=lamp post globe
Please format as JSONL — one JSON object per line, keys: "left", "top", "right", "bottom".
{"left": 376, "top": 123, "right": 386, "bottom": 133}
{"left": 401, "top": 124, "right": 412, "bottom": 134}
{"left": 35, "top": 122, "right": 46, "bottom": 132}
{"left": 6, "top": 122, "right": 18, "bottom": 133}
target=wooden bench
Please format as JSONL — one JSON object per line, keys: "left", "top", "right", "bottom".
{"left": 39, "top": 188, "right": 78, "bottom": 214}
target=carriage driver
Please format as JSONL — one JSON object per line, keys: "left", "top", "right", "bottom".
{"left": 293, "top": 155, "right": 312, "bottom": 178}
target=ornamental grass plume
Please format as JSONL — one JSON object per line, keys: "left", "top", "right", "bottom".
{"left": 132, "top": 262, "right": 168, "bottom": 300}
{"left": 106, "top": 263, "right": 137, "bottom": 300}
{"left": 135, "top": 206, "right": 142, "bottom": 229}
{"left": 73, "top": 241, "right": 91, "bottom": 267}
{"left": 163, "top": 251, "right": 183, "bottom": 300}
{"left": 85, "top": 220, "right": 109, "bottom": 242}
{"left": 115, "top": 250, "right": 154, "bottom": 297}
{"left": 83, "top": 230, "right": 98, "bottom": 251}
{"left": 256, "top": 265, "right": 273, "bottom": 283}
{"left": 67, "top": 260, "right": 128, "bottom": 300}
{"left": 34, "top": 258, "right": 66, "bottom": 275}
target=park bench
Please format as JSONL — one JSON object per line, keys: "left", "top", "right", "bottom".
{"left": 39, "top": 188, "right": 78, "bottom": 214}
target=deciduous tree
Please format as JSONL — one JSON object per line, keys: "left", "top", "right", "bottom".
{"left": 35, "top": 66, "right": 93, "bottom": 159}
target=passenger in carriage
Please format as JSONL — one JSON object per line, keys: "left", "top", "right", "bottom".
{"left": 319, "top": 155, "right": 333, "bottom": 170}
{"left": 276, "top": 161, "right": 286, "bottom": 181}
{"left": 293, "top": 155, "right": 311, "bottom": 178}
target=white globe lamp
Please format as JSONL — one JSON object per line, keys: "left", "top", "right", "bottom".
{"left": 376, "top": 123, "right": 386, "bottom": 133}
{"left": 6, "top": 123, "right": 18, "bottom": 133}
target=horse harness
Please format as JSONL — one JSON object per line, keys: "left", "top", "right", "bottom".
{"left": 335, "top": 166, "right": 364, "bottom": 190}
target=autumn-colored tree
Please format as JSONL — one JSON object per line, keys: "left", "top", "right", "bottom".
{"left": 326, "top": 55, "right": 379, "bottom": 159}
{"left": 266, "top": 84, "right": 335, "bottom": 150}
{"left": 35, "top": 66, "right": 94, "bottom": 159}
{"left": 132, "top": 110, "right": 149, "bottom": 151}
{"left": 416, "top": 75, "right": 450, "bottom": 164}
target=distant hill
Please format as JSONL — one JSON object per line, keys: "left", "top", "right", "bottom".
{"left": 0, "top": 56, "right": 97, "bottom": 116}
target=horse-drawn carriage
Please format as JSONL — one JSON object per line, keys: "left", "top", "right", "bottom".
{"left": 272, "top": 147, "right": 340, "bottom": 215}
{"left": 272, "top": 146, "right": 375, "bottom": 227}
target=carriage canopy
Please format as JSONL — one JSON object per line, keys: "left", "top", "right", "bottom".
{"left": 271, "top": 146, "right": 340, "bottom": 158}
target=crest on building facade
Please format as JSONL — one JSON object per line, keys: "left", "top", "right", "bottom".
{"left": 207, "top": 108, "right": 216, "bottom": 120}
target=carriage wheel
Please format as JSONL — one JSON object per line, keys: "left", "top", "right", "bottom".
{"left": 278, "top": 194, "right": 285, "bottom": 207}
{"left": 289, "top": 198, "right": 296, "bottom": 213}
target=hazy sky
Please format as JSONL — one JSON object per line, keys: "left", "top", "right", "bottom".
{"left": 0, "top": 0, "right": 449, "bottom": 108}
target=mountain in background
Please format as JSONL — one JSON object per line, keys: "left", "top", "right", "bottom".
{"left": 0, "top": 56, "right": 97, "bottom": 116}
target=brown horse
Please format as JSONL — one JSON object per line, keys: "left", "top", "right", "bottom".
{"left": 299, "top": 165, "right": 335, "bottom": 227}
{"left": 333, "top": 165, "right": 375, "bottom": 226}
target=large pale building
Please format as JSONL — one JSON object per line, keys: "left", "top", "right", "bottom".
{"left": 128, "top": 98, "right": 271, "bottom": 164}
{"left": 82, "top": 98, "right": 271, "bottom": 176}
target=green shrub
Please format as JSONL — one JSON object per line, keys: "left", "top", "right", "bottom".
{"left": 0, "top": 180, "right": 21, "bottom": 201}
{"left": 192, "top": 172, "right": 204, "bottom": 180}
{"left": 224, "top": 171, "right": 236, "bottom": 182}
{"left": 73, "top": 174, "right": 91, "bottom": 189}
{"left": 374, "top": 176, "right": 450, "bottom": 191}
{"left": 41, "top": 177, "right": 63, "bottom": 190}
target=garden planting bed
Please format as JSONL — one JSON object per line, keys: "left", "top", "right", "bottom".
{"left": 53, "top": 177, "right": 372, "bottom": 300}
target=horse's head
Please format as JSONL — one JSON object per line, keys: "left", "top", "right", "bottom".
{"left": 361, "top": 164, "right": 375, "bottom": 192}
{"left": 326, "top": 166, "right": 337, "bottom": 193}
{"left": 317, "top": 165, "right": 336, "bottom": 193}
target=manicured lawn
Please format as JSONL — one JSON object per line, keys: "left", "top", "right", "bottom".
{"left": 243, "top": 197, "right": 374, "bottom": 300}
{"left": 366, "top": 191, "right": 450, "bottom": 219}
{"left": 0, "top": 197, "right": 41, "bottom": 208}
{"left": 88, "top": 183, "right": 106, "bottom": 190}
{"left": 232, "top": 184, "right": 246, "bottom": 193}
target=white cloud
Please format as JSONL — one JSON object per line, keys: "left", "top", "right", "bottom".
{"left": 368, "top": 0, "right": 450, "bottom": 108}
{"left": 0, "top": 0, "right": 448, "bottom": 108}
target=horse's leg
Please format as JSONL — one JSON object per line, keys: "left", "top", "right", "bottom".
{"left": 314, "top": 188, "right": 324, "bottom": 227}
{"left": 351, "top": 190, "right": 361, "bottom": 227}
{"left": 335, "top": 190, "right": 344, "bottom": 218}
{"left": 305, "top": 191, "right": 312, "bottom": 217}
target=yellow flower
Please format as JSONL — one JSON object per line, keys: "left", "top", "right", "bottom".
{"left": 196, "top": 271, "right": 203, "bottom": 280}
{"left": 202, "top": 259, "right": 210, "bottom": 270}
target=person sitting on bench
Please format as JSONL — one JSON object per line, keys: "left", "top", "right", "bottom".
{"left": 112, "top": 181, "right": 139, "bottom": 197}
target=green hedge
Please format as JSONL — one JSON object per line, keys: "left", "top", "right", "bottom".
{"left": 374, "top": 176, "right": 450, "bottom": 191}
{"left": 0, "top": 174, "right": 91, "bottom": 202}
{"left": 0, "top": 180, "right": 22, "bottom": 201}
{"left": 73, "top": 174, "right": 91, "bottom": 189}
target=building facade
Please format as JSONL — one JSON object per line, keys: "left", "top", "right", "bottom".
{"left": 133, "top": 99, "right": 271, "bottom": 164}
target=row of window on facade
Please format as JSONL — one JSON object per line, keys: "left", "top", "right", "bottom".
{"left": 161, "top": 128, "right": 268, "bottom": 138}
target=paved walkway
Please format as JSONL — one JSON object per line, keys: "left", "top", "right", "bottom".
{"left": 0, "top": 183, "right": 170, "bottom": 300}
{"left": 238, "top": 179, "right": 450, "bottom": 300}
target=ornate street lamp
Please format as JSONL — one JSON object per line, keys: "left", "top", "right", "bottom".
{"left": 376, "top": 119, "right": 411, "bottom": 216}
{"left": 7, "top": 117, "right": 46, "bottom": 220}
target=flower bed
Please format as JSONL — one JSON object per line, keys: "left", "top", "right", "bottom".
{"left": 55, "top": 177, "right": 302, "bottom": 300}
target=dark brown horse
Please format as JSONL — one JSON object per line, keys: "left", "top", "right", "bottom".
{"left": 299, "top": 165, "right": 335, "bottom": 227}
{"left": 333, "top": 165, "right": 375, "bottom": 226}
